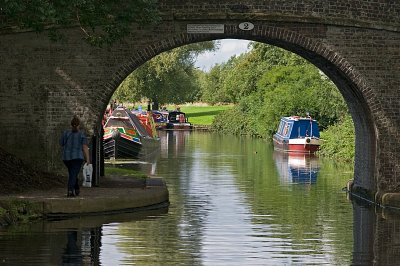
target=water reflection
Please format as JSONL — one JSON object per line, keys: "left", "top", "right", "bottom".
{"left": 6, "top": 132, "right": 400, "bottom": 265}
{"left": 62, "top": 228, "right": 101, "bottom": 265}
{"left": 273, "top": 151, "right": 320, "bottom": 185}
{"left": 159, "top": 130, "right": 192, "bottom": 158}
{"left": 0, "top": 208, "right": 167, "bottom": 265}
{"left": 350, "top": 198, "right": 400, "bottom": 266}
{"left": 62, "top": 230, "right": 82, "bottom": 265}
{"left": 351, "top": 199, "right": 375, "bottom": 266}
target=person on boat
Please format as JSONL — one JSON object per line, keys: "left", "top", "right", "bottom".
{"left": 110, "top": 99, "right": 117, "bottom": 110}
{"left": 60, "top": 115, "right": 91, "bottom": 197}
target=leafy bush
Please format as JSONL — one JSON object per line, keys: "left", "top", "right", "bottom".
{"left": 0, "top": 200, "right": 41, "bottom": 226}
{"left": 211, "top": 105, "right": 252, "bottom": 135}
{"left": 209, "top": 42, "right": 355, "bottom": 161}
{"left": 318, "top": 114, "right": 355, "bottom": 162}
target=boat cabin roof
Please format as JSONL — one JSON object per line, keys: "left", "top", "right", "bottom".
{"left": 168, "top": 111, "right": 187, "bottom": 122}
{"left": 282, "top": 116, "right": 317, "bottom": 122}
{"left": 168, "top": 111, "right": 186, "bottom": 117}
{"left": 104, "top": 107, "right": 151, "bottom": 137}
{"left": 276, "top": 116, "right": 320, "bottom": 139}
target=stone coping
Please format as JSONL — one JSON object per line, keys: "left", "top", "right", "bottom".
{"left": 0, "top": 177, "right": 169, "bottom": 218}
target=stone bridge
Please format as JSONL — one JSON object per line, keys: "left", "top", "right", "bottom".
{"left": 0, "top": 1, "right": 399, "bottom": 203}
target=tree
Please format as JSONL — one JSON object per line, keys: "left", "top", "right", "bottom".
{"left": 211, "top": 42, "right": 349, "bottom": 139}
{"left": 0, "top": 0, "right": 159, "bottom": 46}
{"left": 197, "top": 64, "right": 231, "bottom": 105}
{"left": 116, "top": 41, "right": 218, "bottom": 108}
{"left": 255, "top": 64, "right": 348, "bottom": 136}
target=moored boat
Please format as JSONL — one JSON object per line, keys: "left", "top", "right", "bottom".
{"left": 151, "top": 110, "right": 169, "bottom": 129}
{"left": 103, "top": 107, "right": 160, "bottom": 160}
{"left": 165, "top": 111, "right": 193, "bottom": 130}
{"left": 134, "top": 111, "right": 159, "bottom": 138}
{"left": 273, "top": 116, "right": 320, "bottom": 153}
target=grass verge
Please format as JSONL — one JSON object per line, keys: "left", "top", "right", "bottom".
{"left": 105, "top": 165, "right": 148, "bottom": 178}
{"left": 0, "top": 200, "right": 43, "bottom": 227}
{"left": 167, "top": 105, "right": 232, "bottom": 125}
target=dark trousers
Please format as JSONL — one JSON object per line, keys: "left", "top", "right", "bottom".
{"left": 63, "top": 159, "right": 83, "bottom": 193}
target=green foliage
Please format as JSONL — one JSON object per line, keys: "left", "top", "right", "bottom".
{"left": 115, "top": 41, "right": 217, "bottom": 106}
{"left": 105, "top": 166, "right": 148, "bottom": 178}
{"left": 212, "top": 105, "right": 253, "bottom": 135}
{"left": 318, "top": 114, "right": 355, "bottom": 162}
{"left": 0, "top": 200, "right": 41, "bottom": 226}
{"left": 221, "top": 54, "right": 267, "bottom": 103}
{"left": 199, "top": 42, "right": 308, "bottom": 105}
{"left": 250, "top": 42, "right": 307, "bottom": 66}
{"left": 210, "top": 43, "right": 349, "bottom": 143}
{"left": 0, "top": 0, "right": 160, "bottom": 47}
{"left": 196, "top": 65, "right": 231, "bottom": 104}
{"left": 257, "top": 64, "right": 347, "bottom": 135}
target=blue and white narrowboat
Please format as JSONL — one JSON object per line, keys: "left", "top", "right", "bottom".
{"left": 273, "top": 116, "right": 321, "bottom": 153}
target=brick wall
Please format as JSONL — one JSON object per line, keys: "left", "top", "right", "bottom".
{"left": 0, "top": 1, "right": 399, "bottom": 200}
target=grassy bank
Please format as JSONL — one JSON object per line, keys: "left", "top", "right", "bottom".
{"left": 168, "top": 105, "right": 232, "bottom": 125}
{"left": 0, "top": 200, "right": 43, "bottom": 227}
{"left": 104, "top": 165, "right": 148, "bottom": 178}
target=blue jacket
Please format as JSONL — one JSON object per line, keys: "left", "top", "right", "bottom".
{"left": 60, "top": 130, "right": 88, "bottom": 161}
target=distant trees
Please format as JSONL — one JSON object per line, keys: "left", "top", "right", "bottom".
{"left": 196, "top": 64, "right": 231, "bottom": 105}
{"left": 115, "top": 39, "right": 354, "bottom": 160}
{"left": 114, "top": 41, "right": 218, "bottom": 109}
{"left": 202, "top": 41, "right": 354, "bottom": 160}
{"left": 0, "top": 0, "right": 159, "bottom": 46}
{"left": 206, "top": 42, "right": 348, "bottom": 138}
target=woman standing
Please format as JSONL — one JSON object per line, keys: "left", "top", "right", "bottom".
{"left": 60, "top": 115, "right": 90, "bottom": 197}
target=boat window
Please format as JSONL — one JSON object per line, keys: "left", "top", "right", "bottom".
{"left": 283, "top": 123, "right": 290, "bottom": 136}
{"left": 168, "top": 112, "right": 185, "bottom": 123}
{"left": 278, "top": 121, "right": 285, "bottom": 134}
{"left": 105, "top": 118, "right": 132, "bottom": 128}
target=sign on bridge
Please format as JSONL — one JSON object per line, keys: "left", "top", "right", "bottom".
{"left": 187, "top": 24, "right": 225, "bottom": 34}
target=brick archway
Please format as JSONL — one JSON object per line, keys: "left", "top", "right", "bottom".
{"left": 105, "top": 24, "right": 376, "bottom": 195}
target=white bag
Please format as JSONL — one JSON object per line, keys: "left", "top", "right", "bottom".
{"left": 82, "top": 163, "right": 93, "bottom": 187}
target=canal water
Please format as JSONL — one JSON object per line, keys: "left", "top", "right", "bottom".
{"left": 0, "top": 131, "right": 398, "bottom": 265}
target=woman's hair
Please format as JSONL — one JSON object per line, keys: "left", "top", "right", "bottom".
{"left": 71, "top": 115, "right": 80, "bottom": 132}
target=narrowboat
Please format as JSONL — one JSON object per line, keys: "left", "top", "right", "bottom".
{"left": 165, "top": 111, "right": 193, "bottom": 130}
{"left": 134, "top": 111, "right": 158, "bottom": 138}
{"left": 151, "top": 110, "right": 169, "bottom": 129}
{"left": 103, "top": 107, "right": 160, "bottom": 159}
{"left": 273, "top": 116, "right": 320, "bottom": 153}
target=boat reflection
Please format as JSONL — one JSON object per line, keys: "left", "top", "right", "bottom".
{"left": 273, "top": 151, "right": 320, "bottom": 184}
{"left": 159, "top": 130, "right": 192, "bottom": 158}
{"left": 103, "top": 130, "right": 192, "bottom": 177}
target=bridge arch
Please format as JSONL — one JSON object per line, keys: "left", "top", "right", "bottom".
{"left": 2, "top": 2, "right": 399, "bottom": 202}
{"left": 102, "top": 24, "right": 376, "bottom": 195}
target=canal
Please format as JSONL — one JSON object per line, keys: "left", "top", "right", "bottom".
{"left": 0, "top": 131, "right": 397, "bottom": 265}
